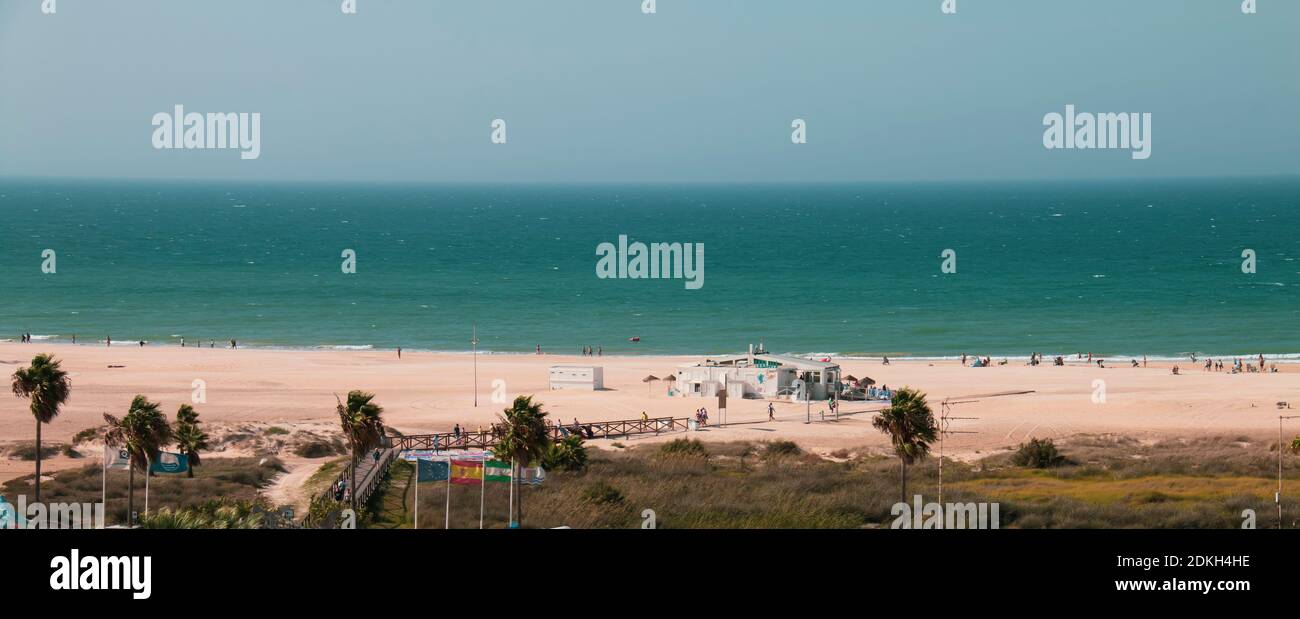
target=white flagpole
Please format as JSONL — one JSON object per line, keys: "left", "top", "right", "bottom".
{"left": 101, "top": 447, "right": 107, "bottom": 521}
{"left": 444, "top": 461, "right": 451, "bottom": 529}
{"left": 144, "top": 454, "right": 150, "bottom": 517}
{"left": 479, "top": 459, "right": 486, "bottom": 529}
{"left": 508, "top": 457, "right": 516, "bottom": 528}
{"left": 413, "top": 460, "right": 419, "bottom": 530}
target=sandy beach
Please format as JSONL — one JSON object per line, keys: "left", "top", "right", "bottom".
{"left": 3, "top": 343, "right": 1298, "bottom": 486}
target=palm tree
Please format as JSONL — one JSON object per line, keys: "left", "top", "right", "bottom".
{"left": 871, "top": 386, "right": 937, "bottom": 504}
{"left": 495, "top": 395, "right": 550, "bottom": 527}
{"left": 11, "top": 353, "right": 72, "bottom": 502}
{"left": 174, "top": 404, "right": 209, "bottom": 478}
{"left": 103, "top": 395, "right": 173, "bottom": 525}
{"left": 336, "top": 391, "right": 384, "bottom": 511}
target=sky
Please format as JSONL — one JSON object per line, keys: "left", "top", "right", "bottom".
{"left": 0, "top": 0, "right": 1297, "bottom": 183}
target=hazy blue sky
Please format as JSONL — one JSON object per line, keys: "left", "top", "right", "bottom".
{"left": 1, "top": 0, "right": 1296, "bottom": 183}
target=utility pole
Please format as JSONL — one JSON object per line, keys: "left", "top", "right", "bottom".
{"left": 472, "top": 323, "right": 479, "bottom": 408}
{"left": 1278, "top": 403, "right": 1297, "bottom": 529}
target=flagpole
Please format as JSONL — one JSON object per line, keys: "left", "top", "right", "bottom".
{"left": 413, "top": 461, "right": 419, "bottom": 530}
{"left": 144, "top": 454, "right": 150, "bottom": 517}
{"left": 444, "top": 463, "right": 451, "bottom": 529}
{"left": 508, "top": 457, "right": 516, "bottom": 528}
{"left": 101, "top": 448, "right": 107, "bottom": 527}
{"left": 479, "top": 459, "right": 486, "bottom": 529}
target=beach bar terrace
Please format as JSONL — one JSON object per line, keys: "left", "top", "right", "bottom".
{"left": 674, "top": 346, "right": 840, "bottom": 401}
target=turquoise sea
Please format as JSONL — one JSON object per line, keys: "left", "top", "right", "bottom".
{"left": 1, "top": 177, "right": 1297, "bottom": 359}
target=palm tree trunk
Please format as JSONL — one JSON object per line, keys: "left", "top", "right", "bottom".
{"left": 34, "top": 421, "right": 41, "bottom": 501}
{"left": 900, "top": 459, "right": 908, "bottom": 506}
{"left": 514, "top": 461, "right": 523, "bottom": 528}
{"left": 350, "top": 451, "right": 358, "bottom": 512}
{"left": 186, "top": 460, "right": 194, "bottom": 479}
{"left": 128, "top": 464, "right": 135, "bottom": 527}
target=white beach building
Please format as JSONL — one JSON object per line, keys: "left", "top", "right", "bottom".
{"left": 549, "top": 365, "right": 605, "bottom": 390}
{"left": 673, "top": 346, "right": 840, "bottom": 401}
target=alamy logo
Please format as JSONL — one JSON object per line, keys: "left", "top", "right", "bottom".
{"left": 152, "top": 105, "right": 262, "bottom": 160}
{"left": 891, "top": 495, "right": 1000, "bottom": 529}
{"left": 595, "top": 235, "right": 704, "bottom": 290}
{"left": 1043, "top": 105, "right": 1151, "bottom": 160}
{"left": 49, "top": 549, "right": 151, "bottom": 600}
{"left": 0, "top": 495, "right": 104, "bottom": 529}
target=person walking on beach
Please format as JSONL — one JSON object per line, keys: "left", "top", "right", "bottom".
{"left": 536, "top": 344, "right": 542, "bottom": 355}
{"left": 106, "top": 335, "right": 111, "bottom": 347}
{"left": 397, "top": 347, "right": 402, "bottom": 359}
{"left": 768, "top": 402, "right": 775, "bottom": 421}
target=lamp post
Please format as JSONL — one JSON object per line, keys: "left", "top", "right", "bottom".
{"left": 1278, "top": 402, "right": 1297, "bottom": 529}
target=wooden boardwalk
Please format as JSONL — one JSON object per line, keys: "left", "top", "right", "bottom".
{"left": 397, "top": 416, "right": 689, "bottom": 452}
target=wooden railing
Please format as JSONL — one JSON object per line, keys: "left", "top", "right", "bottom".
{"left": 397, "top": 416, "right": 688, "bottom": 451}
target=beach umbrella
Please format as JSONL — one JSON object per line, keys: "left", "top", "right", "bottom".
{"left": 844, "top": 374, "right": 858, "bottom": 383}
{"left": 858, "top": 376, "right": 876, "bottom": 386}
{"left": 643, "top": 375, "right": 660, "bottom": 397}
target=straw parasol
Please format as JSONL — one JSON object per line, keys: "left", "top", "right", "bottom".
{"left": 642, "top": 374, "right": 660, "bottom": 397}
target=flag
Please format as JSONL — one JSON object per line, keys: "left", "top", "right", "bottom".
{"left": 149, "top": 451, "right": 189, "bottom": 474}
{"left": 518, "top": 466, "right": 546, "bottom": 486}
{"left": 416, "top": 459, "right": 449, "bottom": 482}
{"left": 103, "top": 446, "right": 131, "bottom": 471}
{"left": 450, "top": 459, "right": 483, "bottom": 485}
{"left": 484, "top": 460, "right": 512, "bottom": 482}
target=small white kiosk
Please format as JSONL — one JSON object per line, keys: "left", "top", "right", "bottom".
{"left": 549, "top": 365, "right": 605, "bottom": 390}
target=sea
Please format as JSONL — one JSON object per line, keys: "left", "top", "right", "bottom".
{"left": 1, "top": 177, "right": 1297, "bottom": 361}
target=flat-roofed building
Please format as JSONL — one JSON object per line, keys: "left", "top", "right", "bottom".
{"left": 674, "top": 346, "right": 840, "bottom": 401}
{"left": 549, "top": 365, "right": 605, "bottom": 390}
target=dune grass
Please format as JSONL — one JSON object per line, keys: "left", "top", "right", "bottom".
{"left": 367, "top": 434, "right": 1300, "bottom": 529}
{"left": 1, "top": 457, "right": 283, "bottom": 526}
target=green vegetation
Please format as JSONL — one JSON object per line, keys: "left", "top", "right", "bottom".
{"left": 138, "top": 499, "right": 265, "bottom": 529}
{"left": 174, "top": 404, "right": 210, "bottom": 478}
{"left": 295, "top": 438, "right": 344, "bottom": 458}
{"left": 336, "top": 390, "right": 385, "bottom": 512}
{"left": 542, "top": 434, "right": 588, "bottom": 472}
{"left": 264, "top": 426, "right": 290, "bottom": 436}
{"left": 6, "top": 441, "right": 66, "bottom": 461}
{"left": 762, "top": 440, "right": 802, "bottom": 459}
{"left": 103, "top": 395, "right": 174, "bottom": 523}
{"left": 373, "top": 434, "right": 1300, "bottom": 529}
{"left": 871, "top": 386, "right": 938, "bottom": 503}
{"left": 494, "top": 395, "right": 551, "bottom": 526}
{"left": 659, "top": 438, "right": 708, "bottom": 459}
{"left": 10, "top": 353, "right": 72, "bottom": 502}
{"left": 1011, "top": 438, "right": 1067, "bottom": 468}
{"left": 71, "top": 426, "right": 102, "bottom": 445}
{"left": 2, "top": 457, "right": 283, "bottom": 526}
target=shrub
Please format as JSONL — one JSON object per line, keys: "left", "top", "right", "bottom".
{"left": 660, "top": 439, "right": 708, "bottom": 459}
{"left": 7, "top": 442, "right": 64, "bottom": 461}
{"left": 71, "top": 427, "right": 102, "bottom": 445}
{"left": 542, "top": 435, "right": 588, "bottom": 472}
{"left": 580, "top": 481, "right": 624, "bottom": 505}
{"left": 265, "top": 427, "right": 290, "bottom": 436}
{"left": 1011, "top": 438, "right": 1067, "bottom": 468}
{"left": 294, "top": 440, "right": 341, "bottom": 458}
{"left": 763, "top": 440, "right": 802, "bottom": 459}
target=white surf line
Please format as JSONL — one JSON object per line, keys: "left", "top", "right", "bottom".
{"left": 1021, "top": 423, "right": 1041, "bottom": 441}
{"left": 1003, "top": 422, "right": 1026, "bottom": 441}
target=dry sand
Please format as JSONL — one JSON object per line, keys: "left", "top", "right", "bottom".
{"left": 3, "top": 343, "right": 1298, "bottom": 488}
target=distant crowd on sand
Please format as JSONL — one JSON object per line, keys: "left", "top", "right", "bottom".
{"left": 13, "top": 333, "right": 241, "bottom": 348}
{"left": 958, "top": 351, "right": 1279, "bottom": 375}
